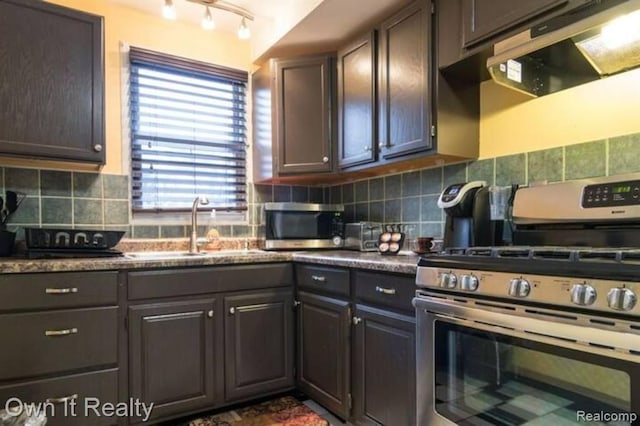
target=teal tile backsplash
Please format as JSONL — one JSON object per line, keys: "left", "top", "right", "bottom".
{"left": 3, "top": 131, "right": 640, "bottom": 242}
{"left": 565, "top": 140, "right": 606, "bottom": 180}
{"left": 327, "top": 131, "right": 640, "bottom": 238}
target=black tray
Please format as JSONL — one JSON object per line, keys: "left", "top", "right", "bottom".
{"left": 25, "top": 248, "right": 123, "bottom": 259}
{"left": 25, "top": 228, "right": 126, "bottom": 250}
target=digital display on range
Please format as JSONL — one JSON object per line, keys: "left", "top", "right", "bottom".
{"left": 612, "top": 185, "right": 631, "bottom": 194}
{"left": 582, "top": 180, "right": 640, "bottom": 208}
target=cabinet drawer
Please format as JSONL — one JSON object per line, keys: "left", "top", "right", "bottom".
{"left": 0, "top": 271, "right": 118, "bottom": 312}
{"left": 128, "top": 263, "right": 293, "bottom": 300}
{"left": 354, "top": 271, "right": 415, "bottom": 312}
{"left": 0, "top": 307, "right": 118, "bottom": 381}
{"left": 296, "top": 264, "right": 350, "bottom": 297}
{"left": 0, "top": 369, "right": 118, "bottom": 426}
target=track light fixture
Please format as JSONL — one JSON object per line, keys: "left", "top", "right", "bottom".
{"left": 162, "top": 0, "right": 176, "bottom": 20}
{"left": 201, "top": 6, "right": 215, "bottom": 30}
{"left": 162, "top": 0, "right": 254, "bottom": 39}
{"left": 237, "top": 16, "right": 250, "bottom": 39}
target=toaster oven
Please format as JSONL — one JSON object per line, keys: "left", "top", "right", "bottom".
{"left": 344, "top": 222, "right": 382, "bottom": 251}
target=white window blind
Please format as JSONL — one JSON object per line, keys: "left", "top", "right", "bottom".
{"left": 129, "top": 47, "right": 248, "bottom": 212}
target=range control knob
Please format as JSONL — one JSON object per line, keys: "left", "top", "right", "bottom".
{"left": 607, "top": 288, "right": 637, "bottom": 311}
{"left": 440, "top": 272, "right": 458, "bottom": 289}
{"left": 570, "top": 284, "right": 597, "bottom": 306}
{"left": 460, "top": 274, "right": 479, "bottom": 292}
{"left": 508, "top": 278, "right": 531, "bottom": 298}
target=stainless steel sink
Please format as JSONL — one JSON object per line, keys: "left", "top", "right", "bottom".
{"left": 125, "top": 250, "right": 261, "bottom": 259}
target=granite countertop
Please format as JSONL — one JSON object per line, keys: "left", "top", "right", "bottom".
{"left": 0, "top": 249, "right": 419, "bottom": 275}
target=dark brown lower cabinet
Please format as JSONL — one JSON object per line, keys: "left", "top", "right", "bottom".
{"left": 297, "top": 291, "right": 351, "bottom": 419}
{"left": 224, "top": 289, "right": 294, "bottom": 402}
{"left": 352, "top": 304, "right": 416, "bottom": 426}
{"left": 128, "top": 299, "right": 217, "bottom": 423}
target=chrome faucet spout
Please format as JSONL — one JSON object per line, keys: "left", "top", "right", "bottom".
{"left": 189, "top": 196, "right": 210, "bottom": 254}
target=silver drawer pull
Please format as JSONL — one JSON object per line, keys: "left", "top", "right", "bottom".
{"left": 311, "top": 275, "right": 326, "bottom": 282}
{"left": 45, "top": 328, "right": 78, "bottom": 337}
{"left": 375, "top": 286, "right": 396, "bottom": 295}
{"left": 46, "top": 287, "right": 78, "bottom": 295}
{"left": 229, "top": 307, "right": 235, "bottom": 315}
{"left": 46, "top": 394, "right": 78, "bottom": 404}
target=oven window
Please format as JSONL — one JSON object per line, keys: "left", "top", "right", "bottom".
{"left": 434, "top": 322, "right": 636, "bottom": 426}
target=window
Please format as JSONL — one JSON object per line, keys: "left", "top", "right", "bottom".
{"left": 128, "top": 47, "right": 248, "bottom": 213}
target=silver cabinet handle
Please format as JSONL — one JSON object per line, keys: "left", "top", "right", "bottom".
{"left": 375, "top": 286, "right": 397, "bottom": 295}
{"left": 229, "top": 307, "right": 235, "bottom": 315}
{"left": 293, "top": 300, "right": 301, "bottom": 307}
{"left": 93, "top": 144, "right": 103, "bottom": 152}
{"left": 364, "top": 146, "right": 372, "bottom": 152}
{"left": 322, "top": 156, "right": 329, "bottom": 163}
{"left": 46, "top": 394, "right": 78, "bottom": 404}
{"left": 207, "top": 310, "right": 214, "bottom": 318}
{"left": 352, "top": 317, "right": 362, "bottom": 325}
{"left": 45, "top": 328, "right": 78, "bottom": 337}
{"left": 46, "top": 287, "right": 78, "bottom": 295}
{"left": 311, "top": 275, "right": 326, "bottom": 282}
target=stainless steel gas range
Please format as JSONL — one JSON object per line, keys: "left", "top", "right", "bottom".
{"left": 414, "top": 174, "right": 640, "bottom": 426}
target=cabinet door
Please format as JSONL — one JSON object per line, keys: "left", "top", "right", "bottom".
{"left": 224, "top": 289, "right": 294, "bottom": 402}
{"left": 129, "top": 299, "right": 216, "bottom": 422}
{"left": 353, "top": 305, "right": 416, "bottom": 426}
{"left": 297, "top": 291, "right": 351, "bottom": 419}
{"left": 275, "top": 56, "right": 333, "bottom": 174}
{"left": 378, "top": 0, "right": 432, "bottom": 160}
{"left": 462, "top": 0, "right": 567, "bottom": 48}
{"left": 0, "top": 0, "right": 104, "bottom": 163}
{"left": 338, "top": 31, "right": 377, "bottom": 169}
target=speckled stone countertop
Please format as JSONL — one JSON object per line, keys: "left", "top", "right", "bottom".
{"left": 0, "top": 249, "right": 419, "bottom": 275}
{"left": 293, "top": 251, "right": 419, "bottom": 275}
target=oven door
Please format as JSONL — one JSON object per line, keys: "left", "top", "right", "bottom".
{"left": 414, "top": 296, "right": 640, "bottom": 426}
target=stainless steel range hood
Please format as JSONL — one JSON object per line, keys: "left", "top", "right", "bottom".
{"left": 487, "top": 0, "right": 640, "bottom": 97}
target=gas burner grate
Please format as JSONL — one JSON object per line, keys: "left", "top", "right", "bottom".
{"left": 578, "top": 249, "right": 621, "bottom": 262}
{"left": 531, "top": 247, "right": 577, "bottom": 261}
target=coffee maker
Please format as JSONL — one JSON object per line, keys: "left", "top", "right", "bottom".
{"left": 438, "top": 181, "right": 507, "bottom": 249}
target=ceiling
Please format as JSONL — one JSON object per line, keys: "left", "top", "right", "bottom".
{"left": 108, "top": 0, "right": 410, "bottom": 62}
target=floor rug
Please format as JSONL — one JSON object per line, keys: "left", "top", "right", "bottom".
{"left": 183, "top": 396, "right": 329, "bottom": 426}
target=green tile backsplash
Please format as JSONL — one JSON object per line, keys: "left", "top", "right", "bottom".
{"left": 327, "top": 132, "right": 640, "bottom": 238}
{"left": 565, "top": 140, "right": 606, "bottom": 180}
{"left": 3, "top": 131, "right": 640, "bottom": 242}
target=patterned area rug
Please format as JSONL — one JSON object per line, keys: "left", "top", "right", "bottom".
{"left": 184, "top": 396, "right": 328, "bottom": 426}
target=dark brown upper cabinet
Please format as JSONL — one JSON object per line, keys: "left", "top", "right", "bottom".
{"left": 378, "top": 0, "right": 432, "bottom": 160}
{"left": 224, "top": 289, "right": 294, "bottom": 402}
{"left": 275, "top": 55, "right": 334, "bottom": 175}
{"left": 337, "top": 31, "right": 377, "bottom": 169}
{"left": 0, "top": 0, "right": 105, "bottom": 164}
{"left": 461, "top": 0, "right": 567, "bottom": 48}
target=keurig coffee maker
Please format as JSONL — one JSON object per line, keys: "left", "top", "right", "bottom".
{"left": 438, "top": 181, "right": 507, "bottom": 249}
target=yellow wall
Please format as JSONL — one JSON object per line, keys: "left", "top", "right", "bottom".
{"left": 38, "top": 0, "right": 252, "bottom": 174}
{"left": 479, "top": 67, "right": 640, "bottom": 159}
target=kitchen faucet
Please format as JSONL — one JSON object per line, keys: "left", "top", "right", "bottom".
{"left": 189, "top": 196, "right": 210, "bottom": 254}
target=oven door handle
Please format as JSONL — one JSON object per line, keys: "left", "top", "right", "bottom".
{"left": 414, "top": 296, "right": 640, "bottom": 361}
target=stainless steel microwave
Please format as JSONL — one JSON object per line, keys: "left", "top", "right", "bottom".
{"left": 261, "top": 202, "right": 344, "bottom": 250}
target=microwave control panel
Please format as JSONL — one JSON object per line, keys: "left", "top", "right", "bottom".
{"left": 582, "top": 179, "right": 640, "bottom": 208}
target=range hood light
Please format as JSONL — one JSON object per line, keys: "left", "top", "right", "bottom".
{"left": 599, "top": 9, "right": 640, "bottom": 49}
{"left": 487, "top": 0, "right": 640, "bottom": 98}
